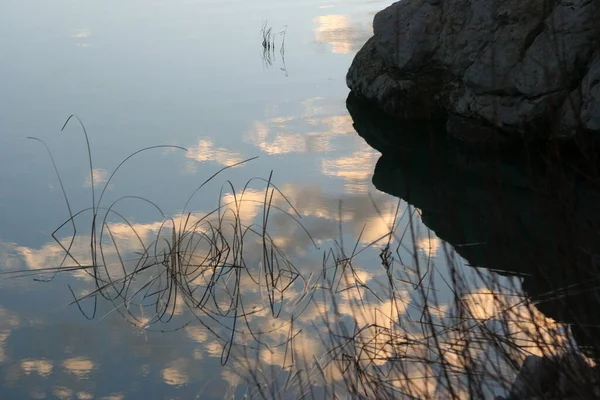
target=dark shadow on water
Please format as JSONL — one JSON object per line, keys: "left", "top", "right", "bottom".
{"left": 347, "top": 92, "right": 600, "bottom": 361}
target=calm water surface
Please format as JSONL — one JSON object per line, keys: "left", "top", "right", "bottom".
{"left": 2, "top": 1, "right": 592, "bottom": 399}
{"left": 0, "top": 1, "right": 415, "bottom": 398}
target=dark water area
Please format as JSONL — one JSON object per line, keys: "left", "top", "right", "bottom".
{"left": 348, "top": 92, "right": 600, "bottom": 363}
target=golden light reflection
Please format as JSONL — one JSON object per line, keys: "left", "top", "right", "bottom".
{"left": 12, "top": 239, "right": 95, "bottom": 281}
{"left": 161, "top": 358, "right": 189, "bottom": 386}
{"left": 313, "top": 14, "right": 371, "bottom": 55}
{"left": 321, "top": 150, "right": 380, "bottom": 194}
{"left": 21, "top": 359, "right": 53, "bottom": 377}
{"left": 0, "top": 306, "right": 20, "bottom": 364}
{"left": 244, "top": 105, "right": 355, "bottom": 156}
{"left": 186, "top": 138, "right": 245, "bottom": 170}
{"left": 205, "top": 341, "right": 223, "bottom": 358}
{"left": 358, "top": 209, "right": 399, "bottom": 246}
{"left": 300, "top": 97, "right": 327, "bottom": 116}
{"left": 254, "top": 182, "right": 402, "bottom": 249}
{"left": 416, "top": 235, "right": 441, "bottom": 258}
{"left": 1, "top": 203, "right": 593, "bottom": 399}
{"left": 62, "top": 357, "right": 94, "bottom": 379}
{"left": 0, "top": 179, "right": 466, "bottom": 398}
{"left": 0, "top": 306, "right": 20, "bottom": 330}
{"left": 0, "top": 179, "right": 405, "bottom": 330}
{"left": 221, "top": 368, "right": 240, "bottom": 391}
{"left": 193, "top": 348, "right": 203, "bottom": 360}
{"left": 100, "top": 394, "right": 125, "bottom": 400}
{"left": 53, "top": 386, "right": 74, "bottom": 400}
{"left": 314, "top": 15, "right": 353, "bottom": 54}
{"left": 171, "top": 293, "right": 187, "bottom": 317}
{"left": 3, "top": 213, "right": 216, "bottom": 281}
{"left": 77, "top": 392, "right": 94, "bottom": 400}
{"left": 248, "top": 130, "right": 311, "bottom": 155}
{"left": 458, "top": 291, "right": 570, "bottom": 358}
{"left": 0, "top": 332, "right": 10, "bottom": 364}
{"left": 319, "top": 115, "right": 355, "bottom": 135}
{"left": 221, "top": 189, "right": 265, "bottom": 226}
{"left": 338, "top": 293, "right": 410, "bottom": 332}
{"left": 220, "top": 184, "right": 400, "bottom": 249}
{"left": 186, "top": 325, "right": 208, "bottom": 343}
{"left": 259, "top": 335, "right": 322, "bottom": 368}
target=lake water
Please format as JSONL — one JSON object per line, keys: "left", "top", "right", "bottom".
{"left": 1, "top": 1, "right": 598, "bottom": 399}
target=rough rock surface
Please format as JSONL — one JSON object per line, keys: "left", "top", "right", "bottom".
{"left": 500, "top": 354, "right": 600, "bottom": 400}
{"left": 347, "top": 0, "right": 600, "bottom": 143}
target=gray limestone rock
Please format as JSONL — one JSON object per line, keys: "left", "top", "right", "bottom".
{"left": 347, "top": 0, "right": 600, "bottom": 143}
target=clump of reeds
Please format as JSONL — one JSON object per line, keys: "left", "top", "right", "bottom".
{"left": 236, "top": 210, "right": 600, "bottom": 399}
{"left": 261, "top": 21, "right": 288, "bottom": 76}
{"left": 17, "top": 116, "right": 600, "bottom": 399}
{"left": 21, "top": 115, "right": 319, "bottom": 365}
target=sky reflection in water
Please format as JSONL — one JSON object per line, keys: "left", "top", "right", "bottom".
{"left": 0, "top": 0, "right": 399, "bottom": 398}
{"left": 0, "top": 0, "right": 586, "bottom": 399}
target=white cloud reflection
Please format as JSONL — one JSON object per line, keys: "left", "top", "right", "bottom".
{"left": 21, "top": 359, "right": 53, "bottom": 377}
{"left": 313, "top": 14, "right": 372, "bottom": 54}
{"left": 244, "top": 99, "right": 356, "bottom": 156}
{"left": 321, "top": 149, "right": 380, "bottom": 194}
{"left": 84, "top": 168, "right": 110, "bottom": 188}
{"left": 2, "top": 161, "right": 583, "bottom": 399}
{"left": 161, "top": 358, "right": 189, "bottom": 386}
{"left": 72, "top": 29, "right": 91, "bottom": 39}
{"left": 0, "top": 306, "right": 20, "bottom": 364}
{"left": 185, "top": 138, "right": 245, "bottom": 172}
{"left": 53, "top": 386, "right": 74, "bottom": 400}
{"left": 62, "top": 357, "right": 94, "bottom": 379}
{"left": 72, "top": 28, "right": 91, "bottom": 48}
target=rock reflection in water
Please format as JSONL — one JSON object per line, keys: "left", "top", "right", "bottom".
{"left": 347, "top": 91, "right": 600, "bottom": 362}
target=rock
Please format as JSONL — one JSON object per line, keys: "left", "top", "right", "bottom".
{"left": 509, "top": 355, "right": 552, "bottom": 399}
{"left": 558, "top": 52, "right": 600, "bottom": 137}
{"left": 347, "top": 0, "right": 600, "bottom": 144}
{"left": 346, "top": 37, "right": 447, "bottom": 119}
{"left": 581, "top": 53, "right": 600, "bottom": 132}
{"left": 506, "top": 353, "right": 600, "bottom": 399}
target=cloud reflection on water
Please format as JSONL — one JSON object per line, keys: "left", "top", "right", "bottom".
{"left": 321, "top": 149, "right": 380, "bottom": 193}
{"left": 0, "top": 174, "right": 416, "bottom": 396}
{"left": 313, "top": 14, "right": 372, "bottom": 55}
{"left": 0, "top": 180, "right": 583, "bottom": 399}
{"left": 161, "top": 358, "right": 189, "bottom": 386}
{"left": 244, "top": 104, "right": 356, "bottom": 155}
{"left": 185, "top": 138, "right": 246, "bottom": 171}
{"left": 20, "top": 359, "right": 53, "bottom": 377}
{"left": 62, "top": 357, "right": 95, "bottom": 379}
